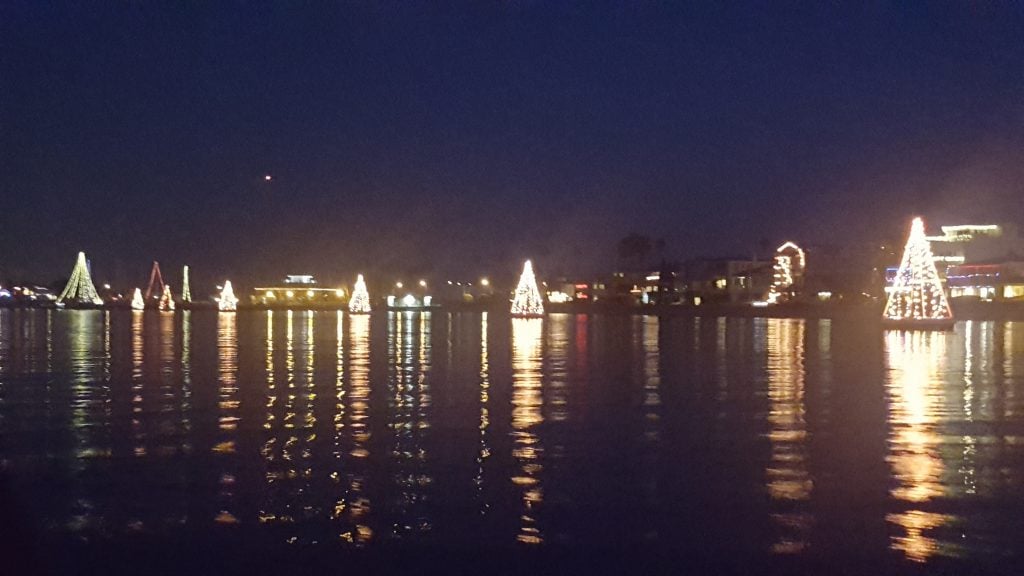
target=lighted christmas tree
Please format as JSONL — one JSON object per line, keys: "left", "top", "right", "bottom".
{"left": 145, "top": 261, "right": 165, "bottom": 301}
{"left": 131, "top": 288, "right": 145, "bottom": 310}
{"left": 57, "top": 251, "right": 104, "bottom": 306}
{"left": 349, "top": 274, "right": 372, "bottom": 314}
{"left": 181, "top": 265, "right": 192, "bottom": 303}
{"left": 511, "top": 260, "right": 544, "bottom": 317}
{"left": 883, "top": 217, "right": 953, "bottom": 322}
{"left": 766, "top": 242, "right": 805, "bottom": 305}
{"left": 218, "top": 281, "right": 239, "bottom": 311}
{"left": 160, "top": 284, "right": 176, "bottom": 311}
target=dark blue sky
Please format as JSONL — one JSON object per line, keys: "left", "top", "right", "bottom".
{"left": 3, "top": 2, "right": 1023, "bottom": 289}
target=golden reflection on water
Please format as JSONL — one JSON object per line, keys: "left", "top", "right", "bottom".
{"left": 641, "top": 316, "right": 661, "bottom": 442}
{"left": 476, "top": 312, "right": 490, "bottom": 509}
{"left": 214, "top": 312, "right": 239, "bottom": 524}
{"left": 511, "top": 317, "right": 544, "bottom": 544}
{"left": 764, "top": 318, "right": 812, "bottom": 554}
{"left": 259, "top": 311, "right": 321, "bottom": 529}
{"left": 884, "top": 329, "right": 952, "bottom": 562}
{"left": 181, "top": 311, "right": 192, "bottom": 442}
{"left": 0, "top": 309, "right": 8, "bottom": 378}
{"left": 131, "top": 311, "right": 144, "bottom": 457}
{"left": 638, "top": 316, "right": 661, "bottom": 540}
{"left": 547, "top": 314, "right": 570, "bottom": 424}
{"left": 385, "top": 311, "right": 433, "bottom": 537}
{"left": 346, "top": 313, "right": 372, "bottom": 543}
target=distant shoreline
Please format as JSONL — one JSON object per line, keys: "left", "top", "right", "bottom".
{"left": 8, "top": 299, "right": 1024, "bottom": 322}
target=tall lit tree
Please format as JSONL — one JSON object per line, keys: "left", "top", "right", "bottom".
{"left": 181, "top": 265, "right": 192, "bottom": 303}
{"left": 511, "top": 260, "right": 544, "bottom": 317}
{"left": 883, "top": 217, "right": 953, "bottom": 322}
{"left": 766, "top": 242, "right": 805, "bottom": 305}
{"left": 57, "top": 251, "right": 103, "bottom": 306}
{"left": 218, "top": 281, "right": 239, "bottom": 311}
{"left": 349, "top": 274, "right": 372, "bottom": 314}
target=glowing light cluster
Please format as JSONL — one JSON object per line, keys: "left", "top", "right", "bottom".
{"left": 131, "top": 288, "right": 145, "bottom": 310}
{"left": 349, "top": 274, "right": 372, "bottom": 314}
{"left": 765, "top": 241, "right": 806, "bottom": 305}
{"left": 511, "top": 260, "right": 544, "bottom": 317}
{"left": 160, "top": 284, "right": 176, "bottom": 311}
{"left": 218, "top": 281, "right": 239, "bottom": 311}
{"left": 182, "top": 265, "right": 192, "bottom": 303}
{"left": 57, "top": 251, "right": 103, "bottom": 306}
{"left": 884, "top": 218, "right": 953, "bottom": 322}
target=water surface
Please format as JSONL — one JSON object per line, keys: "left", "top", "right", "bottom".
{"left": 2, "top": 309, "right": 1023, "bottom": 572}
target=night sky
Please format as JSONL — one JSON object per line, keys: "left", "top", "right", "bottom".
{"left": 3, "top": 3, "right": 1023, "bottom": 291}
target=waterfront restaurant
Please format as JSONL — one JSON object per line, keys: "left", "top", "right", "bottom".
{"left": 252, "top": 274, "right": 347, "bottom": 307}
{"left": 946, "top": 261, "right": 1024, "bottom": 301}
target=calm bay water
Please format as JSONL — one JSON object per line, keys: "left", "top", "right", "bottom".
{"left": 2, "top": 309, "right": 1024, "bottom": 573}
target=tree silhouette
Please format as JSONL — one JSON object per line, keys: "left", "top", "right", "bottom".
{"left": 617, "top": 233, "right": 652, "bottom": 270}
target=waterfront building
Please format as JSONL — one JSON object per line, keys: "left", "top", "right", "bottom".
{"left": 252, "top": 275, "right": 347, "bottom": 307}
{"left": 682, "top": 258, "right": 773, "bottom": 304}
{"left": 946, "top": 261, "right": 1024, "bottom": 301}
{"left": 926, "top": 224, "right": 1022, "bottom": 271}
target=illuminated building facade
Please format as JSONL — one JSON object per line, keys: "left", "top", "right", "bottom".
{"left": 252, "top": 275, "right": 347, "bottom": 307}
{"left": 926, "top": 224, "right": 1008, "bottom": 268}
{"left": 945, "top": 262, "right": 1024, "bottom": 301}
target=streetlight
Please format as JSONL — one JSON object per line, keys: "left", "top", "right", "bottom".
{"left": 480, "top": 278, "right": 490, "bottom": 287}
{"left": 419, "top": 279, "right": 427, "bottom": 288}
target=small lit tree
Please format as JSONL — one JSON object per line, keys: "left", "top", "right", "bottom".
{"left": 349, "top": 274, "right": 372, "bottom": 314}
{"left": 131, "top": 288, "right": 145, "bottom": 310}
{"left": 511, "top": 260, "right": 544, "bottom": 316}
{"left": 160, "top": 284, "right": 175, "bottom": 311}
{"left": 218, "top": 281, "right": 239, "bottom": 312}
{"left": 883, "top": 217, "right": 953, "bottom": 322}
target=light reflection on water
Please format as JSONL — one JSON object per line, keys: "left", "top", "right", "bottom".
{"left": 3, "top": 310, "right": 1024, "bottom": 565}
{"left": 511, "top": 317, "right": 544, "bottom": 545}
{"left": 764, "top": 318, "right": 812, "bottom": 554}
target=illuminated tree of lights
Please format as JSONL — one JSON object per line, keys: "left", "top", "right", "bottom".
{"left": 160, "top": 284, "right": 176, "bottom": 311}
{"left": 218, "top": 281, "right": 239, "bottom": 312}
{"left": 145, "top": 261, "right": 165, "bottom": 301}
{"left": 349, "top": 274, "right": 372, "bottom": 314}
{"left": 131, "top": 288, "right": 145, "bottom": 310}
{"left": 182, "top": 265, "right": 192, "bottom": 303}
{"left": 766, "top": 242, "right": 805, "bottom": 305}
{"left": 57, "top": 251, "right": 103, "bottom": 306}
{"left": 884, "top": 217, "right": 953, "bottom": 321}
{"left": 511, "top": 260, "right": 545, "bottom": 316}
